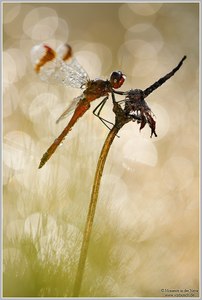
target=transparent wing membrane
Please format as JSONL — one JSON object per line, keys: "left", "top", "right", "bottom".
{"left": 56, "top": 95, "right": 83, "bottom": 124}
{"left": 31, "top": 43, "right": 90, "bottom": 89}
{"left": 58, "top": 58, "right": 90, "bottom": 88}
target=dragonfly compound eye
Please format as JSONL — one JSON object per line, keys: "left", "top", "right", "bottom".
{"left": 110, "top": 71, "right": 126, "bottom": 89}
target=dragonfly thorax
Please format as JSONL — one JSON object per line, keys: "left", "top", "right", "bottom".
{"left": 84, "top": 79, "right": 111, "bottom": 101}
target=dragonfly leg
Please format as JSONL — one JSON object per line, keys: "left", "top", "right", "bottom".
{"left": 93, "top": 96, "right": 115, "bottom": 130}
{"left": 113, "top": 89, "right": 127, "bottom": 96}
{"left": 111, "top": 91, "right": 117, "bottom": 104}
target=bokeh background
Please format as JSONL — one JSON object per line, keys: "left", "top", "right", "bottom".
{"left": 3, "top": 2, "right": 199, "bottom": 298}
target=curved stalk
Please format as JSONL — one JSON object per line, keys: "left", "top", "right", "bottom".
{"left": 71, "top": 55, "right": 187, "bottom": 296}
{"left": 72, "top": 125, "right": 119, "bottom": 296}
{"left": 72, "top": 100, "right": 131, "bottom": 297}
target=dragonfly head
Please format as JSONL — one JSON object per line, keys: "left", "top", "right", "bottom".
{"left": 110, "top": 71, "right": 126, "bottom": 89}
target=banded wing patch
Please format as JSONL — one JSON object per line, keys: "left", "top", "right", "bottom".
{"left": 31, "top": 43, "right": 90, "bottom": 89}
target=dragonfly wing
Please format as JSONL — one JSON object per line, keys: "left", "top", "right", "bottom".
{"left": 56, "top": 95, "right": 83, "bottom": 124}
{"left": 57, "top": 58, "right": 90, "bottom": 88}
{"left": 31, "top": 43, "right": 59, "bottom": 83}
{"left": 31, "top": 43, "right": 90, "bottom": 89}
{"left": 56, "top": 44, "right": 90, "bottom": 88}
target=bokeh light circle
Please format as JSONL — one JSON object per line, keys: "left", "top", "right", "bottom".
{"left": 15, "top": 162, "right": 71, "bottom": 199}
{"left": 28, "top": 92, "right": 59, "bottom": 124}
{"left": 122, "top": 39, "right": 157, "bottom": 59}
{"left": 24, "top": 212, "right": 57, "bottom": 240}
{"left": 3, "top": 3, "right": 21, "bottom": 24}
{"left": 127, "top": 3, "right": 163, "bottom": 16}
{"left": 151, "top": 103, "right": 170, "bottom": 139}
{"left": 122, "top": 135, "right": 158, "bottom": 168}
{"left": 23, "top": 7, "right": 59, "bottom": 40}
{"left": 54, "top": 18, "right": 69, "bottom": 41}
{"left": 118, "top": 40, "right": 158, "bottom": 78}
{"left": 100, "top": 174, "right": 129, "bottom": 211}
{"left": 3, "top": 51, "right": 17, "bottom": 91}
{"left": 76, "top": 50, "right": 102, "bottom": 78}
{"left": 3, "top": 84, "right": 20, "bottom": 118}
{"left": 125, "top": 23, "right": 164, "bottom": 53}
{"left": 161, "top": 156, "right": 194, "bottom": 191}
{"left": 79, "top": 42, "right": 113, "bottom": 75}
{"left": 6, "top": 48, "right": 27, "bottom": 81}
{"left": 3, "top": 131, "right": 35, "bottom": 170}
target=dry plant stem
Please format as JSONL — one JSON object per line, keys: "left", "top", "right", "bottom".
{"left": 72, "top": 125, "right": 119, "bottom": 297}
{"left": 72, "top": 100, "right": 131, "bottom": 297}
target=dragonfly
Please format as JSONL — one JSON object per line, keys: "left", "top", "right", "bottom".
{"left": 31, "top": 43, "right": 126, "bottom": 169}
{"left": 113, "top": 55, "right": 187, "bottom": 138}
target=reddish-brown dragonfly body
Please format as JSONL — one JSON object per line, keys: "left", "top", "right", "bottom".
{"left": 31, "top": 43, "right": 125, "bottom": 168}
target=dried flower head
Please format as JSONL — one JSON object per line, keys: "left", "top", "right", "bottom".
{"left": 114, "top": 55, "right": 187, "bottom": 138}
{"left": 124, "top": 89, "right": 157, "bottom": 138}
